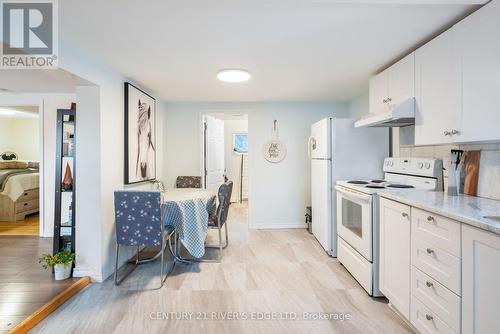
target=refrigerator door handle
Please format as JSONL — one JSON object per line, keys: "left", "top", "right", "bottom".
{"left": 307, "top": 135, "right": 315, "bottom": 159}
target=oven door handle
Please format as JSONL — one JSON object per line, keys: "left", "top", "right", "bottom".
{"left": 334, "top": 185, "right": 372, "bottom": 203}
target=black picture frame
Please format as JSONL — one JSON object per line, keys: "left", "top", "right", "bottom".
{"left": 124, "top": 82, "right": 157, "bottom": 184}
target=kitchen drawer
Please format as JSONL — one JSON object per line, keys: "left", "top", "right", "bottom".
{"left": 411, "top": 237, "right": 461, "bottom": 295}
{"left": 412, "top": 208, "right": 461, "bottom": 257}
{"left": 337, "top": 237, "right": 372, "bottom": 295}
{"left": 411, "top": 295, "right": 457, "bottom": 334}
{"left": 411, "top": 266, "right": 460, "bottom": 332}
{"left": 15, "top": 198, "right": 39, "bottom": 214}
{"left": 16, "top": 188, "right": 39, "bottom": 202}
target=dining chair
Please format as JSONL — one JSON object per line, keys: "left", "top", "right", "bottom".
{"left": 113, "top": 191, "right": 176, "bottom": 288}
{"left": 175, "top": 176, "right": 202, "bottom": 188}
{"left": 206, "top": 181, "right": 233, "bottom": 260}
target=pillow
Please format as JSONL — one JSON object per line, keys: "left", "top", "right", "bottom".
{"left": 0, "top": 160, "right": 29, "bottom": 169}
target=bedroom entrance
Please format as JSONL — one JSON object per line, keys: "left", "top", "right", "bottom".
{"left": 0, "top": 105, "right": 41, "bottom": 236}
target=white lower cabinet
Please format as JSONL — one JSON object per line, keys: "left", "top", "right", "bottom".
{"left": 462, "top": 225, "right": 500, "bottom": 334}
{"left": 411, "top": 295, "right": 456, "bottom": 334}
{"left": 379, "top": 198, "right": 411, "bottom": 319}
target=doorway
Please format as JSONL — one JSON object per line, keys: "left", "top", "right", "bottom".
{"left": 202, "top": 113, "right": 249, "bottom": 204}
{"left": 0, "top": 105, "right": 42, "bottom": 236}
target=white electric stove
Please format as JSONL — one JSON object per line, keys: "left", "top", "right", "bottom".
{"left": 334, "top": 157, "right": 443, "bottom": 296}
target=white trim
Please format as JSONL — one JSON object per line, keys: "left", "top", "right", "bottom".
{"left": 72, "top": 267, "right": 102, "bottom": 282}
{"left": 249, "top": 222, "right": 307, "bottom": 229}
{"left": 0, "top": 97, "right": 45, "bottom": 237}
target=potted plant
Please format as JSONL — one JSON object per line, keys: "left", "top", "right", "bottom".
{"left": 39, "top": 250, "right": 75, "bottom": 280}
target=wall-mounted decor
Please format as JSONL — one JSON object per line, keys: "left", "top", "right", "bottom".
{"left": 262, "top": 120, "right": 286, "bottom": 163}
{"left": 124, "top": 82, "right": 156, "bottom": 184}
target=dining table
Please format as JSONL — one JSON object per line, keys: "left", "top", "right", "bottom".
{"left": 162, "top": 188, "right": 216, "bottom": 259}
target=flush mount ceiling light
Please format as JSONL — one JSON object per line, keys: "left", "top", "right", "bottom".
{"left": 217, "top": 69, "right": 251, "bottom": 83}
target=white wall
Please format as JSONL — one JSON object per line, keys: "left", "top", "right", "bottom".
{"left": 222, "top": 119, "right": 248, "bottom": 202}
{"left": 347, "top": 93, "right": 369, "bottom": 120}
{"left": 161, "top": 102, "right": 348, "bottom": 229}
{"left": 0, "top": 117, "right": 39, "bottom": 161}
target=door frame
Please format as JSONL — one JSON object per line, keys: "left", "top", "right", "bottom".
{"left": 0, "top": 97, "right": 46, "bottom": 237}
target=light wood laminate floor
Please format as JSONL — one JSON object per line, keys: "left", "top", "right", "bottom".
{"left": 0, "top": 214, "right": 39, "bottom": 236}
{"left": 31, "top": 203, "right": 414, "bottom": 333}
{"left": 0, "top": 236, "right": 77, "bottom": 333}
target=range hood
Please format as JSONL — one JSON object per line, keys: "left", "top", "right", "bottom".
{"left": 354, "top": 97, "right": 415, "bottom": 128}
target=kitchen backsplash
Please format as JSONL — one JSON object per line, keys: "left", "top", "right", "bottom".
{"left": 396, "top": 140, "right": 500, "bottom": 201}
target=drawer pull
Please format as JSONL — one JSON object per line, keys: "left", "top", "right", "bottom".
{"left": 426, "top": 216, "right": 435, "bottom": 222}
{"left": 426, "top": 248, "right": 434, "bottom": 254}
{"left": 426, "top": 281, "right": 434, "bottom": 288}
{"left": 24, "top": 203, "right": 28, "bottom": 206}
{"left": 402, "top": 212, "right": 409, "bottom": 218}
{"left": 425, "top": 314, "right": 433, "bottom": 321}
{"left": 24, "top": 193, "right": 28, "bottom": 196}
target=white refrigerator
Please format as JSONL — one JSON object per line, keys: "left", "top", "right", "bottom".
{"left": 309, "top": 118, "right": 388, "bottom": 256}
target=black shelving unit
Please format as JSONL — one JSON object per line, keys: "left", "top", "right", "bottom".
{"left": 53, "top": 109, "right": 76, "bottom": 255}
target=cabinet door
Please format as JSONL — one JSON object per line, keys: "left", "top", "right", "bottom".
{"left": 369, "top": 70, "right": 390, "bottom": 114}
{"left": 388, "top": 53, "right": 415, "bottom": 110}
{"left": 462, "top": 225, "right": 500, "bottom": 334}
{"left": 379, "top": 198, "right": 411, "bottom": 319}
{"left": 414, "top": 29, "right": 456, "bottom": 145}
{"left": 453, "top": 0, "right": 500, "bottom": 143}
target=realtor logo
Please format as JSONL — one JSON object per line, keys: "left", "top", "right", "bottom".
{"left": 1, "top": 0, "right": 58, "bottom": 69}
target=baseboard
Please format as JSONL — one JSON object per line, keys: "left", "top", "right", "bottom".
{"left": 249, "top": 222, "right": 307, "bottom": 229}
{"left": 72, "top": 267, "right": 102, "bottom": 282}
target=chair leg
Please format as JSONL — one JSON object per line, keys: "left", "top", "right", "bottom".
{"left": 218, "top": 226, "right": 223, "bottom": 261}
{"left": 160, "top": 240, "right": 164, "bottom": 288}
{"left": 224, "top": 222, "right": 229, "bottom": 247}
{"left": 114, "top": 243, "right": 120, "bottom": 285}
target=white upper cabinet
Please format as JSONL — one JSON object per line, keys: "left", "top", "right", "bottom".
{"left": 453, "top": 0, "right": 500, "bottom": 143}
{"left": 415, "top": 29, "right": 456, "bottom": 146}
{"left": 414, "top": 1, "right": 500, "bottom": 145}
{"left": 370, "top": 53, "right": 415, "bottom": 115}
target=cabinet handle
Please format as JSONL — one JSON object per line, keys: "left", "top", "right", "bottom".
{"left": 425, "top": 314, "right": 433, "bottom": 321}
{"left": 443, "top": 130, "right": 451, "bottom": 136}
{"left": 426, "top": 248, "right": 434, "bottom": 254}
{"left": 402, "top": 212, "right": 409, "bottom": 218}
{"left": 451, "top": 129, "right": 460, "bottom": 135}
{"left": 383, "top": 99, "right": 388, "bottom": 103}
{"left": 426, "top": 216, "right": 434, "bottom": 222}
{"left": 387, "top": 97, "right": 392, "bottom": 102}
{"left": 426, "top": 281, "right": 434, "bottom": 288}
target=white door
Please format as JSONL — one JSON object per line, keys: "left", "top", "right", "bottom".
{"left": 379, "top": 198, "right": 411, "bottom": 320}
{"left": 309, "top": 118, "right": 331, "bottom": 159}
{"left": 388, "top": 53, "right": 415, "bottom": 110}
{"left": 462, "top": 225, "right": 500, "bottom": 334}
{"left": 335, "top": 186, "right": 373, "bottom": 261}
{"left": 311, "top": 159, "right": 332, "bottom": 254}
{"left": 414, "top": 29, "right": 456, "bottom": 146}
{"left": 453, "top": 0, "right": 500, "bottom": 143}
{"left": 369, "top": 70, "right": 390, "bottom": 115}
{"left": 205, "top": 115, "right": 224, "bottom": 191}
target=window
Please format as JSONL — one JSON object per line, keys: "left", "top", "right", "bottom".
{"left": 233, "top": 133, "right": 248, "bottom": 153}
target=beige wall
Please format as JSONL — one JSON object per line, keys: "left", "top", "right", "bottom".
{"left": 0, "top": 118, "right": 40, "bottom": 161}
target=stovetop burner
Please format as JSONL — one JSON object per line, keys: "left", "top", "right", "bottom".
{"left": 371, "top": 179, "right": 385, "bottom": 183}
{"left": 366, "top": 185, "right": 385, "bottom": 189}
{"left": 348, "top": 181, "right": 369, "bottom": 185}
{"left": 387, "top": 184, "right": 415, "bottom": 189}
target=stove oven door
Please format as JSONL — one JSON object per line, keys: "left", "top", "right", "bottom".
{"left": 335, "top": 185, "right": 373, "bottom": 261}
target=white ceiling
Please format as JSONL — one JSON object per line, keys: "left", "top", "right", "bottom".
{"left": 59, "top": 1, "right": 480, "bottom": 102}
{"left": 0, "top": 67, "right": 93, "bottom": 94}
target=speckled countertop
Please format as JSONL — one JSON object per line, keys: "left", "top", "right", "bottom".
{"left": 378, "top": 189, "right": 500, "bottom": 235}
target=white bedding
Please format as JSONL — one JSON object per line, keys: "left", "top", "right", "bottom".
{"left": 0, "top": 172, "right": 39, "bottom": 201}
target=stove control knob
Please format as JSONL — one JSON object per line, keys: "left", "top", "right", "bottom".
{"left": 417, "top": 162, "right": 424, "bottom": 169}
{"left": 425, "top": 162, "right": 431, "bottom": 169}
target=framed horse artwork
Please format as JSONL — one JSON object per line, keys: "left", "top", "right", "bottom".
{"left": 124, "top": 82, "right": 156, "bottom": 184}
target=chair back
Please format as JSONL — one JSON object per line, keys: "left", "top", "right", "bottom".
{"left": 215, "top": 181, "right": 233, "bottom": 226}
{"left": 114, "top": 191, "right": 163, "bottom": 246}
{"left": 176, "top": 176, "right": 202, "bottom": 188}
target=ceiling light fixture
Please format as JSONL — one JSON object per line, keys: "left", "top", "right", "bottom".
{"left": 217, "top": 69, "right": 251, "bottom": 83}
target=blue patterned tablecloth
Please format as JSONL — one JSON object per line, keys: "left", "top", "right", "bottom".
{"left": 162, "top": 189, "right": 216, "bottom": 258}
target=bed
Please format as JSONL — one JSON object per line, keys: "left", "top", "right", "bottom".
{"left": 0, "top": 160, "right": 40, "bottom": 221}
